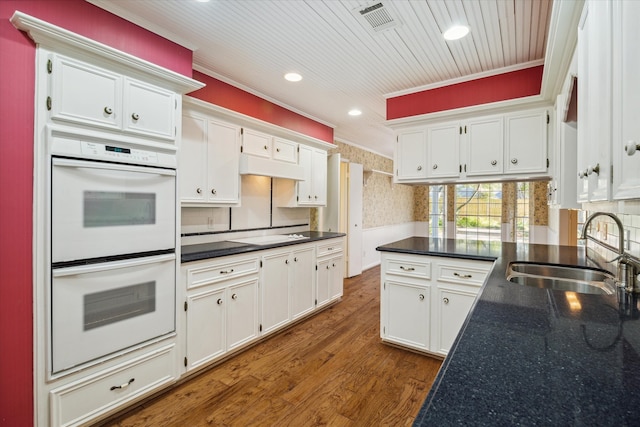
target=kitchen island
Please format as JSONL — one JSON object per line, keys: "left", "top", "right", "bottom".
{"left": 377, "top": 237, "right": 640, "bottom": 426}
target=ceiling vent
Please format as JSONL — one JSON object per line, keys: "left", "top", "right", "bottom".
{"left": 353, "top": 2, "right": 400, "bottom": 33}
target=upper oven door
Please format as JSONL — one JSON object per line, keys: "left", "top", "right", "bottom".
{"left": 52, "top": 157, "right": 176, "bottom": 263}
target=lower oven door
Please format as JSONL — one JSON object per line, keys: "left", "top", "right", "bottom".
{"left": 51, "top": 253, "right": 175, "bottom": 373}
{"left": 51, "top": 157, "right": 176, "bottom": 263}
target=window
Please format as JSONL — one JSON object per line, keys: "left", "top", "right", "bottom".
{"left": 426, "top": 181, "right": 533, "bottom": 243}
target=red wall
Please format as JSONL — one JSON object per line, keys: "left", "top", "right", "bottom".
{"left": 386, "top": 65, "right": 544, "bottom": 120}
{"left": 190, "top": 71, "right": 334, "bottom": 144}
{"left": 0, "top": 2, "right": 193, "bottom": 425}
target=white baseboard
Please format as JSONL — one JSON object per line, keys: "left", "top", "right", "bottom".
{"left": 361, "top": 222, "right": 419, "bottom": 270}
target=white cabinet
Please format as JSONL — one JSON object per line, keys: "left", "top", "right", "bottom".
{"left": 50, "top": 344, "right": 177, "bottom": 427}
{"left": 577, "top": 0, "right": 613, "bottom": 202}
{"left": 465, "top": 116, "right": 504, "bottom": 177}
{"left": 183, "top": 255, "right": 260, "bottom": 372}
{"left": 260, "top": 243, "right": 318, "bottom": 335}
{"left": 393, "top": 108, "right": 548, "bottom": 184}
{"left": 504, "top": 109, "right": 549, "bottom": 174}
{"left": 241, "top": 128, "right": 298, "bottom": 164}
{"left": 274, "top": 145, "right": 328, "bottom": 207}
{"left": 395, "top": 129, "right": 427, "bottom": 181}
{"left": 180, "top": 108, "right": 241, "bottom": 206}
{"left": 316, "top": 239, "right": 344, "bottom": 308}
{"left": 49, "top": 54, "right": 176, "bottom": 140}
{"left": 612, "top": 0, "right": 640, "bottom": 200}
{"left": 273, "top": 137, "right": 298, "bottom": 163}
{"left": 426, "top": 123, "right": 460, "bottom": 179}
{"left": 380, "top": 252, "right": 492, "bottom": 357}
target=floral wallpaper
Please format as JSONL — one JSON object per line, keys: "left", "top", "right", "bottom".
{"left": 531, "top": 181, "right": 549, "bottom": 226}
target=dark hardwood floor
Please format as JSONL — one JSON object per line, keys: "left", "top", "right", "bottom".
{"left": 100, "top": 265, "right": 442, "bottom": 427}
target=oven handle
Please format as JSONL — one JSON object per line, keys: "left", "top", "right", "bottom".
{"left": 52, "top": 253, "right": 175, "bottom": 277}
{"left": 52, "top": 158, "right": 176, "bottom": 176}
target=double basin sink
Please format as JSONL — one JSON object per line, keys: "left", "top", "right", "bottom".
{"left": 507, "top": 262, "right": 616, "bottom": 295}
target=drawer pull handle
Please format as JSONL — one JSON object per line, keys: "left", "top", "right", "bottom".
{"left": 454, "top": 272, "right": 472, "bottom": 279}
{"left": 110, "top": 378, "right": 135, "bottom": 391}
{"left": 400, "top": 266, "right": 415, "bottom": 271}
{"left": 419, "top": 294, "right": 425, "bottom": 301}
{"left": 443, "top": 297, "right": 449, "bottom": 304}
{"left": 220, "top": 269, "right": 234, "bottom": 274}
{"left": 231, "top": 293, "right": 238, "bottom": 300}
{"left": 327, "top": 247, "right": 333, "bottom": 251}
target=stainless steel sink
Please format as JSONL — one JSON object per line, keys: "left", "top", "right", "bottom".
{"left": 506, "top": 262, "right": 616, "bottom": 295}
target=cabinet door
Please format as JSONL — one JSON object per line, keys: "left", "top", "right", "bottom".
{"left": 466, "top": 117, "right": 504, "bottom": 176}
{"left": 576, "top": 11, "right": 591, "bottom": 203}
{"left": 311, "top": 148, "right": 327, "bottom": 205}
{"left": 261, "top": 252, "right": 291, "bottom": 334}
{"left": 273, "top": 138, "right": 298, "bottom": 163}
{"left": 316, "top": 258, "right": 331, "bottom": 308}
{"left": 180, "top": 113, "right": 208, "bottom": 203}
{"left": 396, "top": 129, "right": 427, "bottom": 181}
{"left": 383, "top": 280, "right": 430, "bottom": 350}
{"left": 426, "top": 123, "right": 460, "bottom": 179}
{"left": 50, "top": 54, "right": 121, "bottom": 130}
{"left": 290, "top": 247, "right": 315, "bottom": 320}
{"left": 226, "top": 278, "right": 259, "bottom": 352}
{"left": 123, "top": 77, "right": 175, "bottom": 140}
{"left": 329, "top": 255, "right": 344, "bottom": 301}
{"left": 612, "top": 0, "right": 640, "bottom": 200}
{"left": 207, "top": 119, "right": 240, "bottom": 204}
{"left": 504, "top": 110, "right": 548, "bottom": 174}
{"left": 186, "top": 287, "right": 225, "bottom": 371}
{"left": 242, "top": 128, "right": 272, "bottom": 158}
{"left": 434, "top": 288, "right": 476, "bottom": 356}
{"left": 297, "top": 145, "right": 314, "bottom": 205}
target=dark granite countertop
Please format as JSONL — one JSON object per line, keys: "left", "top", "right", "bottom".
{"left": 181, "top": 231, "right": 345, "bottom": 263}
{"left": 377, "top": 237, "right": 640, "bottom": 426}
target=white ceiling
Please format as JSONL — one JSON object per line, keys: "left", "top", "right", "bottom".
{"left": 89, "top": 0, "right": 555, "bottom": 158}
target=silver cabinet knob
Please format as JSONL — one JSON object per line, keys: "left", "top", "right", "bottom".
{"left": 578, "top": 169, "right": 588, "bottom": 179}
{"left": 104, "top": 106, "right": 113, "bottom": 115}
{"left": 276, "top": 148, "right": 281, "bottom": 152}
{"left": 285, "top": 259, "right": 289, "bottom": 264}
{"left": 510, "top": 158, "right": 518, "bottom": 165}
{"left": 491, "top": 160, "right": 497, "bottom": 166}
{"left": 587, "top": 164, "right": 600, "bottom": 176}
{"left": 217, "top": 298, "right": 223, "bottom": 305}
{"left": 264, "top": 145, "right": 268, "bottom": 150}
{"left": 131, "top": 112, "right": 140, "bottom": 121}
{"left": 419, "top": 294, "right": 425, "bottom": 301}
{"left": 196, "top": 188, "right": 202, "bottom": 194}
{"left": 443, "top": 297, "right": 449, "bottom": 304}
{"left": 211, "top": 189, "right": 217, "bottom": 195}
{"left": 417, "top": 165, "right": 422, "bottom": 171}
{"left": 231, "top": 293, "right": 238, "bottom": 300}
{"left": 432, "top": 164, "right": 438, "bottom": 170}
{"left": 625, "top": 140, "right": 639, "bottom": 156}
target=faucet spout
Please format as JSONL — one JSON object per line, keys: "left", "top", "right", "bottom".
{"left": 581, "top": 212, "right": 625, "bottom": 255}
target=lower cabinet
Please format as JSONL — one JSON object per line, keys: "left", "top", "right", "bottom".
{"left": 380, "top": 252, "right": 492, "bottom": 357}
{"left": 49, "top": 344, "right": 177, "bottom": 427}
{"left": 182, "top": 237, "right": 344, "bottom": 374}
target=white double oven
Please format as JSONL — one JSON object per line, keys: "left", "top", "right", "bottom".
{"left": 48, "top": 126, "right": 177, "bottom": 374}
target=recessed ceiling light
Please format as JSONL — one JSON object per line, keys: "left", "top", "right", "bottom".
{"left": 284, "top": 72, "right": 302, "bottom": 82}
{"left": 348, "top": 109, "right": 362, "bottom": 116}
{"left": 443, "top": 25, "right": 469, "bottom": 41}
{"left": 195, "top": 0, "right": 210, "bottom": 3}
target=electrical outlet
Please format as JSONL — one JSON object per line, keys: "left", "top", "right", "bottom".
{"left": 207, "top": 217, "right": 215, "bottom": 229}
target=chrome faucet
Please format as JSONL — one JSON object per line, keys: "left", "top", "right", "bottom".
{"left": 581, "top": 212, "right": 639, "bottom": 292}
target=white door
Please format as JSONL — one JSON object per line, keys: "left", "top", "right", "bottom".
{"left": 427, "top": 122, "right": 460, "bottom": 178}
{"left": 260, "top": 251, "right": 291, "bottom": 334}
{"left": 384, "top": 281, "right": 430, "bottom": 350}
{"left": 347, "top": 163, "right": 363, "bottom": 278}
{"left": 320, "top": 154, "right": 341, "bottom": 232}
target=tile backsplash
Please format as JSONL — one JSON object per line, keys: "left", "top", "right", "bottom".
{"left": 582, "top": 201, "right": 640, "bottom": 261}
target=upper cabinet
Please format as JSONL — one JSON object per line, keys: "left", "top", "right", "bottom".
{"left": 241, "top": 128, "right": 298, "bottom": 164}
{"left": 275, "top": 145, "right": 328, "bottom": 207}
{"left": 576, "top": 0, "right": 612, "bottom": 202}
{"left": 612, "top": 0, "right": 640, "bottom": 200}
{"left": 49, "top": 54, "right": 176, "bottom": 141}
{"left": 393, "top": 107, "right": 548, "bottom": 184}
{"left": 180, "top": 104, "right": 241, "bottom": 206}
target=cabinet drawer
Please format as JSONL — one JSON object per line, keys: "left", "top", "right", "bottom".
{"left": 436, "top": 260, "right": 491, "bottom": 287}
{"left": 317, "top": 239, "right": 344, "bottom": 258}
{"left": 50, "top": 345, "right": 176, "bottom": 427}
{"left": 273, "top": 138, "right": 297, "bottom": 163}
{"left": 385, "top": 255, "right": 431, "bottom": 279}
{"left": 186, "top": 256, "right": 260, "bottom": 289}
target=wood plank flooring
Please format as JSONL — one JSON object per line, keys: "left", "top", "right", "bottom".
{"left": 99, "top": 266, "right": 442, "bottom": 427}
